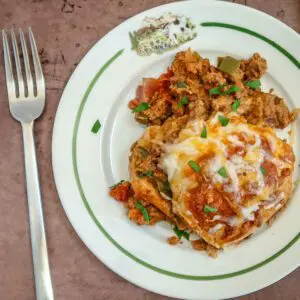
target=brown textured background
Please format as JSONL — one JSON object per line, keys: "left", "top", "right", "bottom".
{"left": 0, "top": 0, "right": 299, "bottom": 299}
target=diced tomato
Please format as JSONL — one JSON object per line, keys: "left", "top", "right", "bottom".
{"left": 136, "top": 85, "right": 143, "bottom": 102}
{"left": 261, "top": 137, "right": 271, "bottom": 153}
{"left": 128, "top": 98, "right": 140, "bottom": 109}
{"left": 110, "top": 182, "right": 131, "bottom": 202}
{"left": 136, "top": 78, "right": 161, "bottom": 102}
{"left": 261, "top": 160, "right": 277, "bottom": 186}
{"left": 159, "top": 68, "right": 173, "bottom": 82}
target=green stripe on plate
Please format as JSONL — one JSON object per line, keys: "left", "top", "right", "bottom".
{"left": 201, "top": 22, "right": 300, "bottom": 69}
{"left": 72, "top": 48, "right": 299, "bottom": 280}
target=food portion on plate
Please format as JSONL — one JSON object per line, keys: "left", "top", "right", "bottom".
{"left": 130, "top": 13, "right": 197, "bottom": 56}
{"left": 109, "top": 49, "right": 297, "bottom": 256}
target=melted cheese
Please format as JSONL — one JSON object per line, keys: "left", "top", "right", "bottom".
{"left": 241, "top": 204, "right": 259, "bottom": 221}
{"left": 208, "top": 223, "right": 224, "bottom": 235}
{"left": 161, "top": 114, "right": 294, "bottom": 230}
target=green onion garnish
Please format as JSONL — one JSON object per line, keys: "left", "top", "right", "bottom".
{"left": 178, "top": 96, "right": 189, "bottom": 107}
{"left": 209, "top": 84, "right": 239, "bottom": 95}
{"left": 209, "top": 84, "right": 226, "bottom": 95}
{"left": 218, "top": 167, "right": 228, "bottom": 178}
{"left": 224, "top": 85, "right": 240, "bottom": 95}
{"left": 232, "top": 99, "right": 240, "bottom": 112}
{"left": 135, "top": 201, "right": 150, "bottom": 224}
{"left": 173, "top": 225, "right": 190, "bottom": 240}
{"left": 138, "top": 147, "right": 150, "bottom": 158}
{"left": 109, "top": 180, "right": 125, "bottom": 189}
{"left": 200, "top": 126, "right": 207, "bottom": 138}
{"left": 129, "top": 32, "right": 138, "bottom": 50}
{"left": 218, "top": 115, "right": 229, "bottom": 126}
{"left": 204, "top": 205, "right": 218, "bottom": 214}
{"left": 188, "top": 160, "right": 200, "bottom": 173}
{"left": 245, "top": 79, "right": 261, "bottom": 89}
{"left": 132, "top": 102, "right": 150, "bottom": 113}
{"left": 260, "top": 166, "right": 267, "bottom": 176}
{"left": 137, "top": 170, "right": 153, "bottom": 178}
{"left": 177, "top": 81, "right": 187, "bottom": 88}
{"left": 91, "top": 120, "right": 101, "bottom": 133}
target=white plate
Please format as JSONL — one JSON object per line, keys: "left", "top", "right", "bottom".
{"left": 52, "top": 1, "right": 300, "bottom": 299}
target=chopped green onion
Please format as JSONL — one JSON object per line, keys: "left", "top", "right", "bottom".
{"left": 260, "top": 166, "right": 267, "bottom": 176}
{"left": 200, "top": 126, "right": 207, "bottom": 138}
{"left": 188, "top": 160, "right": 200, "bottom": 173}
{"left": 209, "top": 84, "right": 226, "bottom": 95}
{"left": 178, "top": 96, "right": 189, "bottom": 107}
{"left": 204, "top": 205, "right": 218, "bottom": 214}
{"left": 109, "top": 180, "right": 125, "bottom": 189}
{"left": 132, "top": 102, "right": 150, "bottom": 113}
{"left": 137, "top": 170, "right": 153, "bottom": 178}
{"left": 91, "top": 120, "right": 101, "bottom": 133}
{"left": 232, "top": 99, "right": 240, "bottom": 112}
{"left": 218, "top": 167, "right": 228, "bottom": 178}
{"left": 129, "top": 32, "right": 138, "bottom": 50}
{"left": 173, "top": 225, "right": 190, "bottom": 240}
{"left": 138, "top": 147, "right": 150, "bottom": 158}
{"left": 194, "top": 52, "right": 201, "bottom": 60}
{"left": 154, "top": 177, "right": 172, "bottom": 198}
{"left": 218, "top": 115, "right": 229, "bottom": 127}
{"left": 177, "top": 81, "right": 187, "bottom": 88}
{"left": 224, "top": 85, "right": 240, "bottom": 95}
{"left": 218, "top": 56, "right": 241, "bottom": 75}
{"left": 245, "top": 79, "right": 261, "bottom": 89}
{"left": 209, "top": 84, "right": 240, "bottom": 96}
{"left": 135, "top": 201, "right": 150, "bottom": 224}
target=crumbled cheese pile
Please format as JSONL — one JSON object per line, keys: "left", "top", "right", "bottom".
{"left": 130, "top": 12, "right": 197, "bottom": 56}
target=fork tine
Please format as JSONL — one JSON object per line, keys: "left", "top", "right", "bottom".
{"left": 2, "top": 30, "right": 16, "bottom": 97}
{"left": 28, "top": 27, "right": 45, "bottom": 97}
{"left": 11, "top": 29, "right": 25, "bottom": 98}
{"left": 19, "top": 29, "right": 34, "bottom": 97}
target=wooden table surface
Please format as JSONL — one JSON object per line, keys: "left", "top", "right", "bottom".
{"left": 0, "top": 0, "right": 299, "bottom": 299}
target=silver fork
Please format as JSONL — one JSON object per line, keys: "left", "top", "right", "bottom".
{"left": 2, "top": 28, "right": 54, "bottom": 300}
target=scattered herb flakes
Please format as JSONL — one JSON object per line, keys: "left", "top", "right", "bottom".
{"left": 109, "top": 180, "right": 125, "bottom": 189}
{"left": 224, "top": 85, "right": 240, "bottom": 95}
{"left": 194, "top": 52, "right": 201, "bottom": 60}
{"left": 232, "top": 99, "right": 240, "bottom": 112}
{"left": 200, "top": 126, "right": 207, "bottom": 138}
{"left": 178, "top": 96, "right": 189, "bottom": 107}
{"left": 209, "top": 84, "right": 240, "bottom": 96}
{"left": 188, "top": 160, "right": 200, "bottom": 173}
{"left": 218, "top": 115, "right": 229, "bottom": 127}
{"left": 91, "top": 120, "right": 101, "bottom": 133}
{"left": 218, "top": 167, "right": 228, "bottom": 178}
{"left": 129, "top": 32, "right": 138, "bottom": 50}
{"left": 137, "top": 170, "right": 153, "bottom": 178}
{"left": 173, "top": 225, "right": 190, "bottom": 240}
{"left": 135, "top": 201, "right": 150, "bottom": 224}
{"left": 139, "top": 147, "right": 150, "bottom": 158}
{"left": 245, "top": 79, "right": 261, "bottom": 89}
{"left": 209, "top": 84, "right": 226, "bottom": 95}
{"left": 132, "top": 102, "right": 150, "bottom": 113}
{"left": 260, "top": 166, "right": 267, "bottom": 176}
{"left": 177, "top": 81, "right": 187, "bottom": 88}
{"left": 204, "top": 205, "right": 218, "bottom": 214}
{"left": 155, "top": 177, "right": 172, "bottom": 198}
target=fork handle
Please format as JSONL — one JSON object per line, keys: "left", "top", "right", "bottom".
{"left": 22, "top": 122, "right": 54, "bottom": 300}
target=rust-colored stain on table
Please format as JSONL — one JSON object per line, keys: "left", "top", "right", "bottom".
{"left": 0, "top": 0, "right": 299, "bottom": 299}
